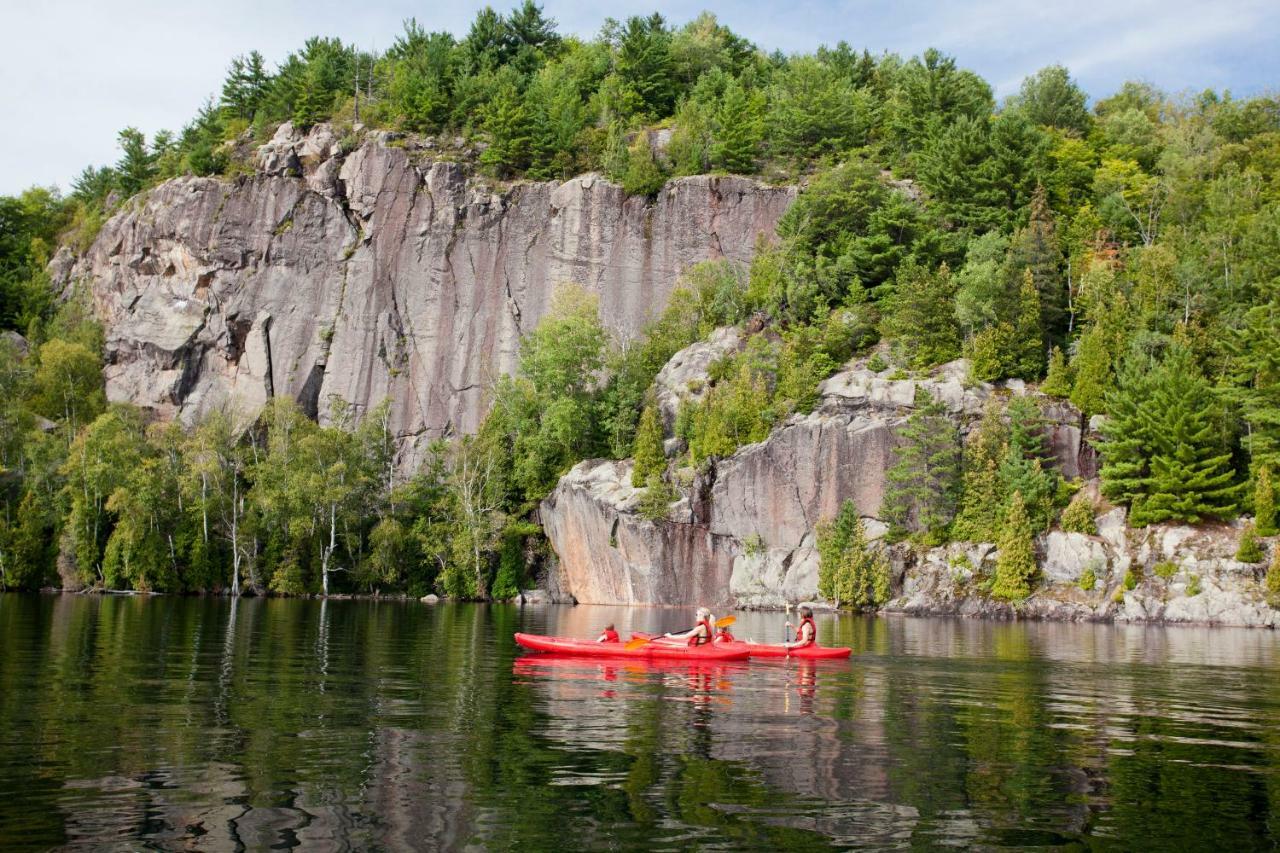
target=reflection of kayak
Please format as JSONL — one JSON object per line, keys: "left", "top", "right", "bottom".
{"left": 514, "top": 633, "right": 750, "bottom": 661}
{"left": 513, "top": 653, "right": 748, "bottom": 677}
{"left": 629, "top": 632, "right": 852, "bottom": 660}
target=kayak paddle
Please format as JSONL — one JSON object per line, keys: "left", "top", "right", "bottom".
{"left": 625, "top": 615, "right": 736, "bottom": 650}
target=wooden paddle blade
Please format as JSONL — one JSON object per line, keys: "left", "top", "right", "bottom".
{"left": 624, "top": 637, "right": 651, "bottom": 650}
{"left": 715, "top": 615, "right": 737, "bottom": 627}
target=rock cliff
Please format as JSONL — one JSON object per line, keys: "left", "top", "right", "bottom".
{"left": 540, "top": 348, "right": 1280, "bottom": 626}
{"left": 56, "top": 123, "right": 795, "bottom": 465}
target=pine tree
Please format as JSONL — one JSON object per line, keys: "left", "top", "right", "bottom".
{"left": 817, "top": 499, "right": 889, "bottom": 608}
{"left": 616, "top": 13, "right": 675, "bottom": 117}
{"left": 1100, "top": 346, "right": 1243, "bottom": 526}
{"left": 1007, "top": 185, "right": 1066, "bottom": 340}
{"left": 882, "top": 261, "right": 961, "bottom": 370}
{"left": 710, "top": 79, "right": 762, "bottom": 173}
{"left": 480, "top": 74, "right": 532, "bottom": 177}
{"left": 631, "top": 403, "right": 665, "bottom": 487}
{"left": 1069, "top": 324, "right": 1112, "bottom": 417}
{"left": 882, "top": 390, "right": 963, "bottom": 541}
{"left": 991, "top": 490, "right": 1037, "bottom": 601}
{"left": 1040, "top": 346, "right": 1072, "bottom": 397}
{"left": 953, "top": 398, "right": 1008, "bottom": 541}
{"left": 1256, "top": 466, "right": 1277, "bottom": 537}
{"left": 1011, "top": 269, "right": 1046, "bottom": 379}
{"left": 115, "top": 128, "right": 156, "bottom": 196}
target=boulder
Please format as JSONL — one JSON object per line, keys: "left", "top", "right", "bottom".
{"left": 1041, "top": 531, "right": 1109, "bottom": 584}
{"left": 652, "top": 326, "right": 744, "bottom": 431}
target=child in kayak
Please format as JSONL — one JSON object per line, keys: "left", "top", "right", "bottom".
{"left": 713, "top": 625, "right": 736, "bottom": 643}
{"left": 596, "top": 623, "right": 620, "bottom": 643}
{"left": 784, "top": 606, "right": 817, "bottom": 649}
{"left": 663, "top": 607, "right": 714, "bottom": 646}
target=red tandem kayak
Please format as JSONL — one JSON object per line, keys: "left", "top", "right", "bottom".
{"left": 514, "top": 633, "right": 751, "bottom": 661}
{"left": 629, "top": 632, "right": 852, "bottom": 659}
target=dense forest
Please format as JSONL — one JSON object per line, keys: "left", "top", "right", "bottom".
{"left": 1, "top": 3, "right": 1279, "bottom": 600}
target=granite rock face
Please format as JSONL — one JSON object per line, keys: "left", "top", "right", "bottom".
{"left": 59, "top": 123, "right": 795, "bottom": 465}
{"left": 542, "top": 357, "right": 1092, "bottom": 608}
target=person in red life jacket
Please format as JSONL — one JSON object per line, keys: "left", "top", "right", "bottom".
{"left": 664, "top": 607, "right": 714, "bottom": 645}
{"left": 713, "top": 625, "right": 736, "bottom": 643}
{"left": 596, "top": 623, "right": 620, "bottom": 643}
{"left": 784, "top": 606, "right": 817, "bottom": 650}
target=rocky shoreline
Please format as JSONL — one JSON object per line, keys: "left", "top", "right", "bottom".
{"left": 537, "top": 342, "right": 1280, "bottom": 628}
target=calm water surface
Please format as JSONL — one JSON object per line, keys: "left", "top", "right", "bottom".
{"left": 2, "top": 594, "right": 1280, "bottom": 850}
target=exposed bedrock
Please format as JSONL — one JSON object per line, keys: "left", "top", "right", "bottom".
{"left": 58, "top": 123, "right": 796, "bottom": 466}
{"left": 540, "top": 350, "right": 1280, "bottom": 626}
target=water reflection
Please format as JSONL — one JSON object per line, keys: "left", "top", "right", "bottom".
{"left": 3, "top": 595, "right": 1280, "bottom": 848}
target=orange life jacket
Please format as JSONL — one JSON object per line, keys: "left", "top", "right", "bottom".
{"left": 687, "top": 618, "right": 713, "bottom": 646}
{"left": 796, "top": 616, "right": 816, "bottom": 647}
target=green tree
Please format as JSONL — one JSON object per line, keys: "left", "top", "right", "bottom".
{"left": 1236, "top": 523, "right": 1264, "bottom": 563}
{"left": 1069, "top": 324, "right": 1112, "bottom": 417}
{"left": 765, "top": 55, "right": 872, "bottom": 159}
{"left": 1040, "top": 346, "right": 1072, "bottom": 397}
{"left": 1100, "top": 346, "right": 1242, "bottom": 526}
{"left": 29, "top": 338, "right": 105, "bottom": 443}
{"left": 882, "top": 390, "right": 963, "bottom": 541}
{"left": 710, "top": 79, "right": 762, "bottom": 173}
{"left": 816, "top": 499, "right": 890, "bottom": 607}
{"left": 614, "top": 13, "right": 675, "bottom": 117}
{"left": 952, "top": 398, "right": 1009, "bottom": 542}
{"left": 1060, "top": 491, "right": 1097, "bottom": 534}
{"left": 115, "top": 128, "right": 156, "bottom": 196}
{"left": 480, "top": 69, "right": 532, "bottom": 176}
{"left": 882, "top": 261, "right": 960, "bottom": 369}
{"left": 991, "top": 490, "right": 1037, "bottom": 601}
{"left": 631, "top": 403, "right": 666, "bottom": 486}
{"left": 1255, "top": 466, "right": 1277, "bottom": 537}
{"left": 1008, "top": 65, "right": 1091, "bottom": 135}
{"left": 637, "top": 471, "right": 676, "bottom": 521}
{"left": 620, "top": 134, "right": 667, "bottom": 196}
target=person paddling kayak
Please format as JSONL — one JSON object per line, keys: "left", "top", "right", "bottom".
{"left": 784, "top": 606, "right": 817, "bottom": 649}
{"left": 596, "top": 623, "right": 620, "bottom": 643}
{"left": 713, "top": 624, "right": 736, "bottom": 644}
{"left": 664, "top": 607, "right": 715, "bottom": 646}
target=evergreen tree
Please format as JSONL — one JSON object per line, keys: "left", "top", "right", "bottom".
{"left": 615, "top": 13, "right": 675, "bottom": 117}
{"left": 816, "top": 501, "right": 890, "bottom": 608}
{"left": 882, "top": 390, "right": 963, "bottom": 541}
{"left": 1040, "top": 346, "right": 1072, "bottom": 397}
{"left": 710, "top": 79, "right": 762, "bottom": 173}
{"left": 1007, "top": 186, "right": 1066, "bottom": 342}
{"left": 952, "top": 398, "right": 1008, "bottom": 542}
{"left": 1010, "top": 268, "right": 1046, "bottom": 379}
{"left": 1236, "top": 523, "right": 1264, "bottom": 563}
{"left": 765, "top": 55, "right": 871, "bottom": 159}
{"left": 1100, "top": 346, "right": 1242, "bottom": 526}
{"left": 1268, "top": 546, "right": 1280, "bottom": 608}
{"left": 637, "top": 471, "right": 676, "bottom": 521}
{"left": 479, "top": 71, "right": 532, "bottom": 176}
{"left": 999, "top": 396, "right": 1058, "bottom": 531}
{"left": 220, "top": 51, "right": 270, "bottom": 121}
{"left": 991, "top": 490, "right": 1037, "bottom": 601}
{"left": 620, "top": 135, "right": 666, "bottom": 196}
{"left": 1060, "top": 490, "right": 1097, "bottom": 534}
{"left": 631, "top": 403, "right": 665, "bottom": 486}
{"left": 115, "top": 128, "right": 156, "bottom": 196}
{"left": 882, "top": 261, "right": 961, "bottom": 370}
{"left": 1009, "top": 65, "right": 1091, "bottom": 135}
{"left": 1069, "top": 324, "right": 1112, "bottom": 417}
{"left": 1256, "top": 466, "right": 1277, "bottom": 537}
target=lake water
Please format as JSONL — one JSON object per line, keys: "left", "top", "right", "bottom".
{"left": 2, "top": 594, "right": 1280, "bottom": 850}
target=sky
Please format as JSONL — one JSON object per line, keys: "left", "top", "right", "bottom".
{"left": 3, "top": 0, "right": 1278, "bottom": 195}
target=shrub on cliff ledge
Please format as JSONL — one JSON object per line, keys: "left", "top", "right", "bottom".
{"left": 631, "top": 403, "right": 666, "bottom": 487}
{"left": 1236, "top": 523, "right": 1264, "bottom": 563}
{"left": 1060, "top": 491, "right": 1097, "bottom": 535}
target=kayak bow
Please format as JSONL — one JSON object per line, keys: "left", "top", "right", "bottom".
{"left": 514, "top": 633, "right": 751, "bottom": 661}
